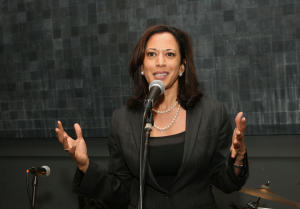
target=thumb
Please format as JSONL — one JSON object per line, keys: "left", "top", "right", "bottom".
{"left": 74, "top": 123, "right": 83, "bottom": 139}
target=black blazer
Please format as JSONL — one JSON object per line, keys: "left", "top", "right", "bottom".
{"left": 73, "top": 97, "right": 248, "bottom": 209}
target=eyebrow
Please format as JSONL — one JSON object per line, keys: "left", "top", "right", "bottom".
{"left": 147, "top": 48, "right": 176, "bottom": 51}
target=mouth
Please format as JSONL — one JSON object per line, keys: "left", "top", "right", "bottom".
{"left": 153, "top": 71, "right": 168, "bottom": 80}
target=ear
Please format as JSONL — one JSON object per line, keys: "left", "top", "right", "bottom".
{"left": 180, "top": 59, "right": 186, "bottom": 74}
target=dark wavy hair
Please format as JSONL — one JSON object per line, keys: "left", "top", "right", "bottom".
{"left": 126, "top": 25, "right": 203, "bottom": 110}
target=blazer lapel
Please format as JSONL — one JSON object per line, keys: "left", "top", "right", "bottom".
{"left": 130, "top": 110, "right": 143, "bottom": 153}
{"left": 130, "top": 110, "right": 164, "bottom": 191}
{"left": 172, "top": 103, "right": 203, "bottom": 188}
{"left": 130, "top": 102, "right": 204, "bottom": 193}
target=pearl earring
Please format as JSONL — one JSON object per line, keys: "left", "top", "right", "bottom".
{"left": 179, "top": 72, "right": 183, "bottom": 77}
{"left": 141, "top": 71, "right": 144, "bottom": 76}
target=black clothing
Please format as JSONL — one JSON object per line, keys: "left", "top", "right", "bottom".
{"left": 73, "top": 97, "right": 249, "bottom": 209}
{"left": 149, "top": 132, "right": 185, "bottom": 190}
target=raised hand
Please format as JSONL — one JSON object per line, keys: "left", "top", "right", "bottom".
{"left": 55, "top": 121, "right": 89, "bottom": 172}
{"left": 230, "top": 112, "right": 246, "bottom": 160}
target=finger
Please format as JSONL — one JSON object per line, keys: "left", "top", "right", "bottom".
{"left": 240, "top": 116, "right": 246, "bottom": 133}
{"left": 231, "top": 147, "right": 237, "bottom": 158}
{"left": 62, "top": 136, "right": 71, "bottom": 150}
{"left": 55, "top": 128, "right": 62, "bottom": 142}
{"left": 76, "top": 137, "right": 87, "bottom": 155}
{"left": 235, "top": 128, "right": 241, "bottom": 136}
{"left": 233, "top": 141, "right": 240, "bottom": 149}
{"left": 57, "top": 120, "right": 64, "bottom": 130}
{"left": 235, "top": 128, "right": 244, "bottom": 142}
{"left": 235, "top": 112, "right": 246, "bottom": 133}
{"left": 234, "top": 112, "right": 243, "bottom": 129}
{"left": 233, "top": 128, "right": 242, "bottom": 140}
{"left": 68, "top": 143, "right": 76, "bottom": 154}
{"left": 63, "top": 136, "right": 74, "bottom": 151}
{"left": 74, "top": 123, "right": 83, "bottom": 139}
{"left": 233, "top": 135, "right": 240, "bottom": 148}
{"left": 232, "top": 129, "right": 242, "bottom": 148}
{"left": 57, "top": 122, "right": 71, "bottom": 142}
{"left": 233, "top": 137, "right": 246, "bottom": 156}
{"left": 56, "top": 121, "right": 67, "bottom": 143}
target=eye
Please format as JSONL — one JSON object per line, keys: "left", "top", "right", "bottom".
{"left": 166, "top": 52, "right": 176, "bottom": 57}
{"left": 146, "top": 51, "right": 156, "bottom": 57}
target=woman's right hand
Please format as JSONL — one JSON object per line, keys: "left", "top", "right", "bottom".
{"left": 55, "top": 121, "right": 89, "bottom": 173}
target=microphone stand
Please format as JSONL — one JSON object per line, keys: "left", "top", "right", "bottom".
{"left": 138, "top": 108, "right": 154, "bottom": 209}
{"left": 31, "top": 175, "right": 38, "bottom": 209}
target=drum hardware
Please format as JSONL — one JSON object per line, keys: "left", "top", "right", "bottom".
{"left": 247, "top": 197, "right": 261, "bottom": 209}
{"left": 247, "top": 181, "right": 271, "bottom": 209}
{"left": 240, "top": 180, "right": 300, "bottom": 208}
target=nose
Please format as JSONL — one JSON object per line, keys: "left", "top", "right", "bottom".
{"left": 156, "top": 53, "right": 166, "bottom": 67}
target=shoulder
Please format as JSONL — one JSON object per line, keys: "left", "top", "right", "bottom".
{"left": 109, "top": 105, "right": 143, "bottom": 136}
{"left": 191, "top": 96, "right": 226, "bottom": 113}
{"left": 189, "top": 97, "right": 232, "bottom": 134}
{"left": 112, "top": 105, "right": 141, "bottom": 118}
{"left": 111, "top": 105, "right": 143, "bottom": 127}
{"left": 190, "top": 97, "right": 230, "bottom": 127}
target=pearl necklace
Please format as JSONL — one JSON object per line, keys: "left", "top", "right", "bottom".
{"left": 153, "top": 105, "right": 180, "bottom": 131}
{"left": 152, "top": 101, "right": 178, "bottom": 114}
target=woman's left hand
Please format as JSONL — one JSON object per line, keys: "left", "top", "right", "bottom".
{"left": 230, "top": 112, "right": 246, "bottom": 160}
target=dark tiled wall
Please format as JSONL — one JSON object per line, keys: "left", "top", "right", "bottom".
{"left": 0, "top": 0, "right": 299, "bottom": 138}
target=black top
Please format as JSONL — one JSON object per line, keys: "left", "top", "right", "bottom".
{"left": 149, "top": 132, "right": 185, "bottom": 190}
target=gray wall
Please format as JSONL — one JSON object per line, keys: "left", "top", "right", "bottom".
{"left": 1, "top": 0, "right": 300, "bottom": 137}
{"left": 1, "top": 0, "right": 300, "bottom": 209}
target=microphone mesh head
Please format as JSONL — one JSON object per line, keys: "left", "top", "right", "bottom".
{"left": 149, "top": 80, "right": 165, "bottom": 95}
{"left": 41, "top": 165, "right": 51, "bottom": 176}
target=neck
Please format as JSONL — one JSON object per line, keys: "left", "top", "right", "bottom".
{"left": 155, "top": 88, "right": 178, "bottom": 110}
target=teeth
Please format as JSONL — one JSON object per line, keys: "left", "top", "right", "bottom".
{"left": 155, "top": 73, "right": 168, "bottom": 77}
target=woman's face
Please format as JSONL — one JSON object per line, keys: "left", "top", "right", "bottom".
{"left": 141, "top": 32, "right": 185, "bottom": 92}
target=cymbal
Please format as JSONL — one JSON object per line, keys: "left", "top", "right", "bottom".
{"left": 240, "top": 187, "right": 300, "bottom": 208}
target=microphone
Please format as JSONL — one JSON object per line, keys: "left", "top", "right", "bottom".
{"left": 144, "top": 80, "right": 165, "bottom": 116}
{"left": 26, "top": 165, "right": 51, "bottom": 176}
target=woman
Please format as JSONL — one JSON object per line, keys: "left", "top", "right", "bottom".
{"left": 56, "top": 25, "right": 248, "bottom": 209}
